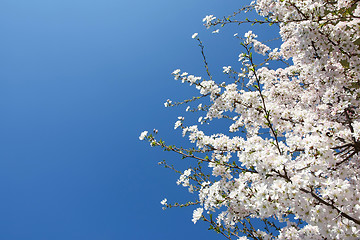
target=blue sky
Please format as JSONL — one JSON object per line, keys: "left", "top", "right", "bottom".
{"left": 0, "top": 1, "right": 278, "bottom": 239}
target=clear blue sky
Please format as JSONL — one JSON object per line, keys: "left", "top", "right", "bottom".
{"left": 0, "top": 1, "right": 277, "bottom": 239}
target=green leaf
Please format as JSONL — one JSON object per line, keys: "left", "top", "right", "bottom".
{"left": 340, "top": 60, "right": 350, "bottom": 69}
{"left": 354, "top": 38, "right": 360, "bottom": 50}
{"left": 345, "top": 4, "right": 357, "bottom": 15}
{"left": 350, "top": 81, "right": 360, "bottom": 89}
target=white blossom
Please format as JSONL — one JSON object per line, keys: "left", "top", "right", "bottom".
{"left": 139, "top": 131, "right": 148, "bottom": 140}
{"left": 223, "top": 66, "right": 232, "bottom": 73}
{"left": 192, "top": 208, "right": 203, "bottom": 224}
{"left": 160, "top": 198, "right": 167, "bottom": 205}
{"left": 203, "top": 15, "right": 216, "bottom": 28}
{"left": 164, "top": 99, "right": 172, "bottom": 107}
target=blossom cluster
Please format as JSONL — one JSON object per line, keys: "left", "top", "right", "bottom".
{"left": 141, "top": 0, "right": 360, "bottom": 239}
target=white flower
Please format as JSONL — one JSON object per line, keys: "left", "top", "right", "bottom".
{"left": 202, "top": 15, "right": 216, "bottom": 28}
{"left": 223, "top": 66, "right": 232, "bottom": 73}
{"left": 139, "top": 131, "right": 148, "bottom": 140}
{"left": 177, "top": 168, "right": 192, "bottom": 186}
{"left": 244, "top": 30, "right": 257, "bottom": 39}
{"left": 202, "top": 15, "right": 216, "bottom": 23}
{"left": 192, "top": 33, "right": 198, "bottom": 39}
{"left": 238, "top": 53, "right": 246, "bottom": 62}
{"left": 238, "top": 237, "right": 249, "bottom": 240}
{"left": 164, "top": 99, "right": 172, "bottom": 107}
{"left": 212, "top": 29, "right": 219, "bottom": 34}
{"left": 172, "top": 69, "right": 181, "bottom": 75}
{"left": 192, "top": 208, "right": 203, "bottom": 224}
{"left": 183, "top": 168, "right": 191, "bottom": 176}
{"left": 160, "top": 198, "right": 167, "bottom": 205}
{"left": 174, "top": 120, "right": 182, "bottom": 129}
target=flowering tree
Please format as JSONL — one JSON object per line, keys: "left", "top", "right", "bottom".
{"left": 140, "top": 0, "right": 360, "bottom": 239}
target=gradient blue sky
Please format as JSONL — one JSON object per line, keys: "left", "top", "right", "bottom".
{"left": 0, "top": 1, "right": 278, "bottom": 239}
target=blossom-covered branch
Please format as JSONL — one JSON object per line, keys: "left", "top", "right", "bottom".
{"left": 141, "top": 0, "right": 360, "bottom": 239}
